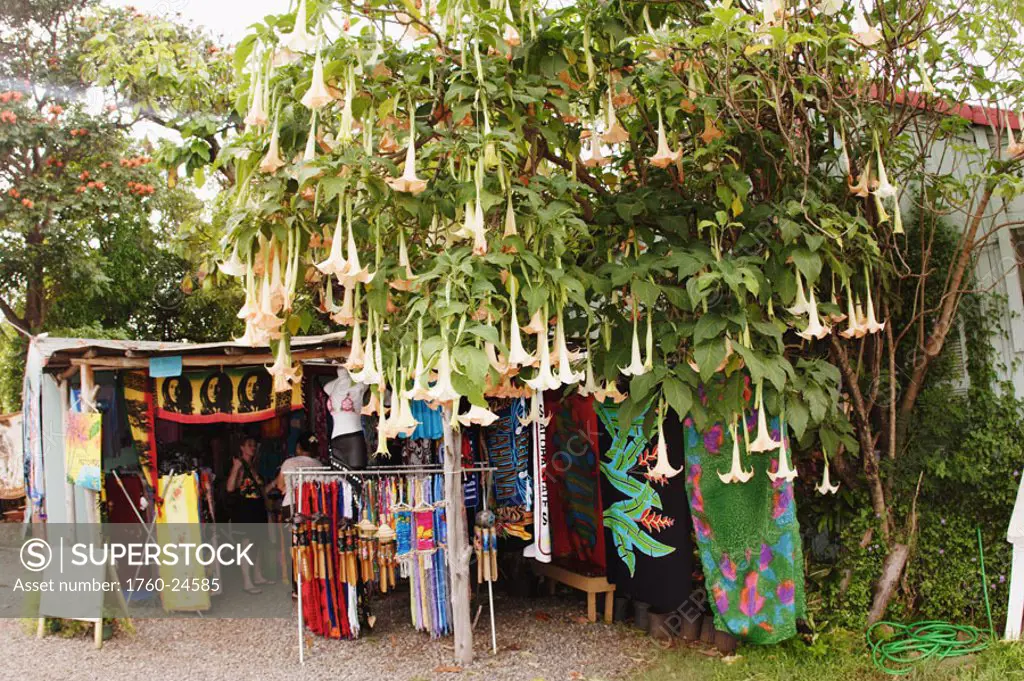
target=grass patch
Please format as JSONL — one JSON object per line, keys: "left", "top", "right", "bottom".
{"left": 636, "top": 630, "right": 1024, "bottom": 681}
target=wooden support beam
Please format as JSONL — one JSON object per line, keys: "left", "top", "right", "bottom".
{"left": 66, "top": 346, "right": 349, "bottom": 370}
{"left": 443, "top": 408, "right": 473, "bottom": 666}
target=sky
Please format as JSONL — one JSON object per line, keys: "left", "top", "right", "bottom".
{"left": 105, "top": 0, "right": 287, "bottom": 44}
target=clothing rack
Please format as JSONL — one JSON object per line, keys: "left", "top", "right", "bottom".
{"left": 284, "top": 464, "right": 496, "bottom": 664}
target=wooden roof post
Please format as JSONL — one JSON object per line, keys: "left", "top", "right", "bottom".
{"left": 443, "top": 406, "right": 474, "bottom": 665}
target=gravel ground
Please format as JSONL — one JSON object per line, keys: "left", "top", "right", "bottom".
{"left": 0, "top": 592, "right": 661, "bottom": 681}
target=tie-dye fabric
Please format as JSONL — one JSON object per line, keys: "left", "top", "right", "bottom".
{"left": 683, "top": 416, "right": 806, "bottom": 644}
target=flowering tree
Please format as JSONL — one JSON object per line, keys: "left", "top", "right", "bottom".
{"left": 218, "top": 0, "right": 1024, "bottom": 638}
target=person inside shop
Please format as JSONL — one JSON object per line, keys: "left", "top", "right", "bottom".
{"left": 226, "top": 434, "right": 275, "bottom": 594}
{"left": 272, "top": 432, "right": 322, "bottom": 519}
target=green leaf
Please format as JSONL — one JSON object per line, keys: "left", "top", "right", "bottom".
{"left": 663, "top": 376, "right": 693, "bottom": 419}
{"left": 790, "top": 248, "right": 822, "bottom": 283}
{"left": 693, "top": 313, "right": 727, "bottom": 345}
{"left": 694, "top": 339, "right": 727, "bottom": 382}
{"left": 787, "top": 396, "right": 809, "bottom": 439}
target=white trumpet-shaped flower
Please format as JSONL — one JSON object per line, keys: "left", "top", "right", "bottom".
{"left": 502, "top": 0, "right": 521, "bottom": 47}
{"left": 235, "top": 320, "right": 264, "bottom": 347}
{"left": 393, "top": 387, "right": 420, "bottom": 437}
{"left": 317, "top": 209, "right": 348, "bottom": 277}
{"left": 267, "top": 339, "right": 300, "bottom": 393}
{"left": 719, "top": 418, "right": 754, "bottom": 484}
{"left": 767, "top": 428, "right": 798, "bottom": 482}
{"left": 581, "top": 132, "right": 609, "bottom": 168}
{"left": 486, "top": 341, "right": 509, "bottom": 375}
{"left": 577, "top": 350, "right": 600, "bottom": 397}
{"left": 594, "top": 380, "right": 627, "bottom": 404}
{"left": 520, "top": 390, "right": 550, "bottom": 427}
{"left": 526, "top": 310, "right": 561, "bottom": 391}
{"left": 643, "top": 310, "right": 654, "bottom": 372}
{"left": 427, "top": 343, "right": 462, "bottom": 405}
{"left": 554, "top": 307, "right": 583, "bottom": 385}
{"left": 796, "top": 284, "right": 831, "bottom": 340}
{"left": 303, "top": 110, "right": 317, "bottom": 163}
{"left": 251, "top": 270, "right": 286, "bottom": 331}
{"left": 470, "top": 194, "right": 488, "bottom": 256}
{"left": 349, "top": 322, "right": 382, "bottom": 385}
{"left": 619, "top": 310, "right": 647, "bottom": 376}
{"left": 219, "top": 242, "right": 246, "bottom": 277}
{"left": 787, "top": 268, "right": 810, "bottom": 316}
{"left": 816, "top": 456, "right": 840, "bottom": 494}
{"left": 523, "top": 307, "right": 546, "bottom": 335}
{"left": 848, "top": 158, "right": 872, "bottom": 197}
{"left": 338, "top": 67, "right": 356, "bottom": 142}
{"left": 863, "top": 285, "right": 886, "bottom": 334}
{"left": 873, "top": 137, "right": 898, "bottom": 200}
{"left": 851, "top": 9, "right": 883, "bottom": 47}
{"left": 338, "top": 211, "right": 373, "bottom": 286}
{"left": 601, "top": 88, "right": 629, "bottom": 145}
{"left": 236, "top": 258, "right": 258, "bottom": 320}
{"left": 330, "top": 285, "right": 356, "bottom": 326}
{"left": 284, "top": 0, "right": 316, "bottom": 54}
{"left": 244, "top": 70, "right": 268, "bottom": 129}
{"left": 259, "top": 115, "right": 286, "bottom": 173}
{"left": 748, "top": 381, "right": 782, "bottom": 452}
{"left": 301, "top": 40, "right": 334, "bottom": 110}
{"left": 503, "top": 195, "right": 518, "bottom": 238}
{"left": 267, "top": 243, "right": 286, "bottom": 313}
{"left": 649, "top": 108, "right": 681, "bottom": 169}
{"left": 385, "top": 113, "right": 428, "bottom": 195}
{"left": 839, "top": 284, "right": 868, "bottom": 339}
{"left": 819, "top": 0, "right": 843, "bottom": 16}
{"left": 507, "top": 283, "right": 536, "bottom": 368}
{"left": 648, "top": 405, "right": 683, "bottom": 480}
{"left": 456, "top": 403, "right": 501, "bottom": 427}
{"left": 344, "top": 317, "right": 365, "bottom": 371}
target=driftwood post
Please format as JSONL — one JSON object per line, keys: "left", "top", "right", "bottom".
{"left": 442, "top": 407, "right": 473, "bottom": 665}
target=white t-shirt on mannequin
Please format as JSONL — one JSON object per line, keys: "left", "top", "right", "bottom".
{"left": 324, "top": 367, "right": 366, "bottom": 438}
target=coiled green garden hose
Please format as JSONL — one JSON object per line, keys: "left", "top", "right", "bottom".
{"left": 865, "top": 528, "right": 996, "bottom": 675}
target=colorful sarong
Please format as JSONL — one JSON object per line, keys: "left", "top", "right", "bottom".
{"left": 683, "top": 416, "right": 806, "bottom": 644}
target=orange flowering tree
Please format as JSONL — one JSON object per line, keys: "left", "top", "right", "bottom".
{"left": 216, "top": 0, "right": 1024, "bottom": 633}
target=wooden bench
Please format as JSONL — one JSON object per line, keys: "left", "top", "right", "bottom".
{"left": 531, "top": 562, "right": 615, "bottom": 623}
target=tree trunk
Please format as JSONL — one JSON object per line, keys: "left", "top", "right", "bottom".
{"left": 867, "top": 543, "right": 911, "bottom": 624}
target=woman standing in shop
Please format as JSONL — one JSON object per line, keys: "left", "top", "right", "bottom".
{"left": 227, "top": 434, "right": 275, "bottom": 594}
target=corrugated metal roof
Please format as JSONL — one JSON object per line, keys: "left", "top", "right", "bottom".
{"left": 31, "top": 331, "right": 348, "bottom": 364}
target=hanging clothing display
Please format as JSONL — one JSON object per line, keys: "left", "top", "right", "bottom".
{"left": 156, "top": 472, "right": 211, "bottom": 612}
{"left": 523, "top": 400, "right": 551, "bottom": 564}
{"left": 683, "top": 416, "right": 806, "bottom": 644}
{"left": 482, "top": 398, "right": 532, "bottom": 540}
{"left": 543, "top": 392, "right": 606, "bottom": 574}
{"left": 596, "top": 402, "right": 693, "bottom": 615}
{"left": 292, "top": 472, "right": 452, "bottom": 640}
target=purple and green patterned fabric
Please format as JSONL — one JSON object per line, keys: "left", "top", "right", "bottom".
{"left": 683, "top": 414, "right": 806, "bottom": 644}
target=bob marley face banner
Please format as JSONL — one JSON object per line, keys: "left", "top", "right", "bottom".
{"left": 155, "top": 369, "right": 302, "bottom": 424}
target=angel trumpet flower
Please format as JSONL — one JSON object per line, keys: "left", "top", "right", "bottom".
{"left": 344, "top": 317, "right": 365, "bottom": 371}
{"left": 787, "top": 268, "right": 810, "bottom": 316}
{"left": 251, "top": 271, "right": 286, "bottom": 331}
{"left": 338, "top": 212, "right": 373, "bottom": 287}
{"left": 316, "top": 209, "right": 348, "bottom": 277}
{"left": 393, "top": 387, "right": 420, "bottom": 437}
{"left": 851, "top": 9, "right": 883, "bottom": 47}
{"left": 649, "top": 107, "right": 681, "bottom": 169}
{"left": 595, "top": 380, "right": 627, "bottom": 404}
{"left": 330, "top": 285, "right": 356, "bottom": 326}
{"left": 259, "top": 115, "right": 286, "bottom": 173}
{"left": 748, "top": 381, "right": 781, "bottom": 452}
{"left": 581, "top": 132, "right": 609, "bottom": 168}
{"left": 796, "top": 284, "right": 831, "bottom": 340}
{"left": 361, "top": 388, "right": 381, "bottom": 417}
{"left": 339, "top": 67, "right": 356, "bottom": 142}
{"left": 301, "top": 40, "right": 334, "bottom": 110}
{"left": 236, "top": 259, "right": 258, "bottom": 320}
{"left": 303, "top": 110, "right": 317, "bottom": 163}
{"left": 507, "top": 282, "right": 536, "bottom": 368}
{"left": 267, "top": 243, "right": 286, "bottom": 313}
{"left": 284, "top": 0, "right": 316, "bottom": 53}
{"left": 601, "top": 89, "right": 629, "bottom": 145}
{"left": 718, "top": 418, "right": 754, "bottom": 484}
{"left": 863, "top": 285, "right": 886, "bottom": 334}
{"left": 839, "top": 284, "right": 867, "bottom": 339}
{"left": 502, "top": 0, "right": 521, "bottom": 47}
{"left": 577, "top": 350, "right": 600, "bottom": 397}
{"left": 619, "top": 310, "right": 647, "bottom": 376}
{"left": 486, "top": 341, "right": 509, "bottom": 375}
{"left": 554, "top": 307, "right": 583, "bottom": 385}
{"left": 643, "top": 312, "right": 654, "bottom": 373}
{"left": 761, "top": 0, "right": 784, "bottom": 27}
{"left": 816, "top": 456, "right": 840, "bottom": 494}
{"left": 385, "top": 114, "right": 428, "bottom": 195}
{"left": 218, "top": 242, "right": 246, "bottom": 277}
{"left": 457, "top": 402, "right": 501, "bottom": 427}
{"left": 470, "top": 194, "right": 488, "bottom": 256}
{"left": 873, "top": 137, "right": 898, "bottom": 200}
{"left": 819, "top": 0, "right": 843, "bottom": 16}
{"left": 523, "top": 307, "right": 546, "bottom": 335}
{"left": 427, "top": 342, "right": 462, "bottom": 405}
{"left": 648, "top": 405, "right": 683, "bottom": 480}
{"left": 526, "top": 313, "right": 561, "bottom": 392}
{"left": 244, "top": 70, "right": 268, "bottom": 129}
{"left": 349, "top": 322, "right": 382, "bottom": 385}
{"left": 1007, "top": 113, "right": 1024, "bottom": 159}
{"left": 767, "top": 427, "right": 798, "bottom": 482}
{"left": 235, "top": 320, "right": 262, "bottom": 347}
{"left": 267, "top": 339, "right": 300, "bottom": 393}
{"left": 503, "top": 195, "right": 518, "bottom": 239}
{"left": 390, "top": 230, "right": 417, "bottom": 291}
{"left": 848, "top": 159, "right": 872, "bottom": 197}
